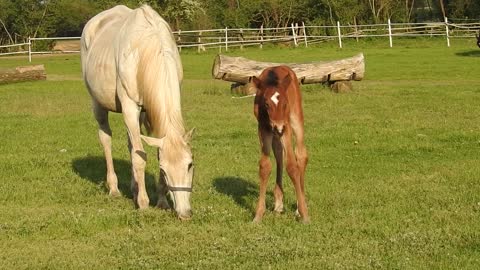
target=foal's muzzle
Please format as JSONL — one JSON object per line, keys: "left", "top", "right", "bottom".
{"left": 273, "top": 124, "right": 284, "bottom": 136}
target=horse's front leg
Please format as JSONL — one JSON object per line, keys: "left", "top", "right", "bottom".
{"left": 124, "top": 105, "right": 149, "bottom": 209}
{"left": 156, "top": 155, "right": 171, "bottom": 210}
{"left": 254, "top": 128, "right": 273, "bottom": 223}
{"left": 283, "top": 126, "right": 309, "bottom": 223}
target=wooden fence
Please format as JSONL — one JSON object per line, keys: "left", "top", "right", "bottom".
{"left": 1, "top": 19, "right": 479, "bottom": 61}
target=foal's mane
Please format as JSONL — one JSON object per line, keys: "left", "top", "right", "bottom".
{"left": 133, "top": 5, "right": 186, "bottom": 143}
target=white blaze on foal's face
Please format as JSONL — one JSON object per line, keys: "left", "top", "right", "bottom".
{"left": 270, "top": 91, "right": 280, "bottom": 106}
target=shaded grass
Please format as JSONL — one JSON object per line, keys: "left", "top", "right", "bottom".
{"left": 0, "top": 38, "right": 480, "bottom": 269}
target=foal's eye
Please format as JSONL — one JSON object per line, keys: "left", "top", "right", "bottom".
{"left": 188, "top": 162, "right": 193, "bottom": 171}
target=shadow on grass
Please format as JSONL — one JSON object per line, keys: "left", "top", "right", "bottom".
{"left": 456, "top": 50, "right": 480, "bottom": 57}
{"left": 213, "top": 176, "right": 262, "bottom": 212}
{"left": 71, "top": 156, "right": 158, "bottom": 205}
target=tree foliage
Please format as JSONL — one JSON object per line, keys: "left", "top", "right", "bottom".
{"left": 0, "top": 0, "right": 479, "bottom": 44}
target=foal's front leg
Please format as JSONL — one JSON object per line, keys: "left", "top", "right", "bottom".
{"left": 283, "top": 127, "right": 310, "bottom": 223}
{"left": 253, "top": 128, "right": 272, "bottom": 223}
{"left": 272, "top": 135, "right": 284, "bottom": 214}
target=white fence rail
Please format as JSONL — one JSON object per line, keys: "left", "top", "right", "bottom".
{"left": 1, "top": 19, "right": 479, "bottom": 62}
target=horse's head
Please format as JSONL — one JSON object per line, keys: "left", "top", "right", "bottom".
{"left": 252, "top": 72, "right": 291, "bottom": 136}
{"left": 141, "top": 129, "right": 194, "bottom": 220}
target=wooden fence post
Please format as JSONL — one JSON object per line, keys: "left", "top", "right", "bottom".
{"left": 260, "top": 24, "right": 264, "bottom": 49}
{"left": 240, "top": 28, "right": 244, "bottom": 50}
{"left": 388, "top": 19, "right": 393, "bottom": 48}
{"left": 197, "top": 31, "right": 202, "bottom": 53}
{"left": 444, "top": 17, "right": 450, "bottom": 47}
{"left": 177, "top": 29, "right": 182, "bottom": 52}
{"left": 291, "top": 23, "right": 298, "bottom": 47}
{"left": 302, "top": 22, "right": 308, "bottom": 48}
{"left": 337, "top": 21, "right": 342, "bottom": 48}
{"left": 225, "top": 27, "right": 228, "bottom": 51}
{"left": 28, "top": 36, "right": 32, "bottom": 62}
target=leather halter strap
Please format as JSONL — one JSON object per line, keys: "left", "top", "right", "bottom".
{"left": 167, "top": 185, "right": 193, "bottom": 192}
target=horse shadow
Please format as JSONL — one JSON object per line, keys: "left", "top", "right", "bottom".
{"left": 455, "top": 50, "right": 480, "bottom": 57}
{"left": 213, "top": 176, "right": 274, "bottom": 212}
{"left": 71, "top": 156, "right": 158, "bottom": 204}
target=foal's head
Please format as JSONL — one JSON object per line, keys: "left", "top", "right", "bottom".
{"left": 252, "top": 68, "right": 292, "bottom": 136}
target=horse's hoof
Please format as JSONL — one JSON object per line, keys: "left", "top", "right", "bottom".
{"left": 136, "top": 198, "right": 149, "bottom": 210}
{"left": 109, "top": 190, "right": 121, "bottom": 197}
{"left": 156, "top": 200, "right": 171, "bottom": 210}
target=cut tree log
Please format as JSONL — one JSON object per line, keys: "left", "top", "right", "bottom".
{"left": 0, "top": 65, "right": 46, "bottom": 85}
{"left": 212, "top": 53, "right": 364, "bottom": 93}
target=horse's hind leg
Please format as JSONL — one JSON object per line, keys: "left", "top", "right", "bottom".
{"left": 93, "top": 103, "right": 120, "bottom": 197}
{"left": 272, "top": 136, "right": 284, "bottom": 214}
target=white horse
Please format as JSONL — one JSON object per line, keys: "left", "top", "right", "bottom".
{"left": 81, "top": 5, "right": 194, "bottom": 220}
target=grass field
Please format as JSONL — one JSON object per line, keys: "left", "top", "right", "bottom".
{"left": 1, "top": 38, "right": 479, "bottom": 269}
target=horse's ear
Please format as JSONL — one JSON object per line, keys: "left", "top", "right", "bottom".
{"left": 184, "top": 128, "right": 195, "bottom": 142}
{"left": 141, "top": 135, "right": 165, "bottom": 149}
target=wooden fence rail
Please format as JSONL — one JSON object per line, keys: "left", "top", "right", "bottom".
{"left": 1, "top": 18, "right": 479, "bottom": 61}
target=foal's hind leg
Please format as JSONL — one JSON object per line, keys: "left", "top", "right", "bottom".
{"left": 93, "top": 103, "right": 120, "bottom": 197}
{"left": 272, "top": 135, "right": 284, "bottom": 214}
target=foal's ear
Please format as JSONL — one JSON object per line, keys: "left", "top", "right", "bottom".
{"left": 140, "top": 135, "right": 165, "bottom": 149}
{"left": 184, "top": 128, "right": 195, "bottom": 142}
{"left": 250, "top": 76, "right": 262, "bottom": 88}
{"left": 280, "top": 74, "right": 292, "bottom": 89}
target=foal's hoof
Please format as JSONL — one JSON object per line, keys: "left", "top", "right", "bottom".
{"left": 252, "top": 216, "right": 263, "bottom": 223}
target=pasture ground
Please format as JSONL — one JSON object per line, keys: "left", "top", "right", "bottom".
{"left": 0, "top": 38, "right": 479, "bottom": 269}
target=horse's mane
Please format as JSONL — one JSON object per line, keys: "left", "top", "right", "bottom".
{"left": 133, "top": 5, "right": 185, "bottom": 144}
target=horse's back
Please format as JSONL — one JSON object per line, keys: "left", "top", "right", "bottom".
{"left": 81, "top": 6, "right": 133, "bottom": 112}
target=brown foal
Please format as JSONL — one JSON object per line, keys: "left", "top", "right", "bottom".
{"left": 251, "top": 65, "right": 309, "bottom": 223}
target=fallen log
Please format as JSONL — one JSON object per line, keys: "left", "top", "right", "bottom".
{"left": 212, "top": 53, "right": 364, "bottom": 93}
{"left": 0, "top": 65, "right": 47, "bottom": 85}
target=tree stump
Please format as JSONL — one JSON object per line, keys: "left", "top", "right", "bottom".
{"left": 212, "top": 53, "right": 364, "bottom": 92}
{"left": 0, "top": 65, "right": 47, "bottom": 85}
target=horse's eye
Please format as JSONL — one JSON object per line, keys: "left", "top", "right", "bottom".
{"left": 188, "top": 162, "right": 193, "bottom": 171}
{"left": 265, "top": 103, "right": 270, "bottom": 109}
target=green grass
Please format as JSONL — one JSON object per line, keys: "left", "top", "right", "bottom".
{"left": 1, "top": 38, "right": 480, "bottom": 269}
